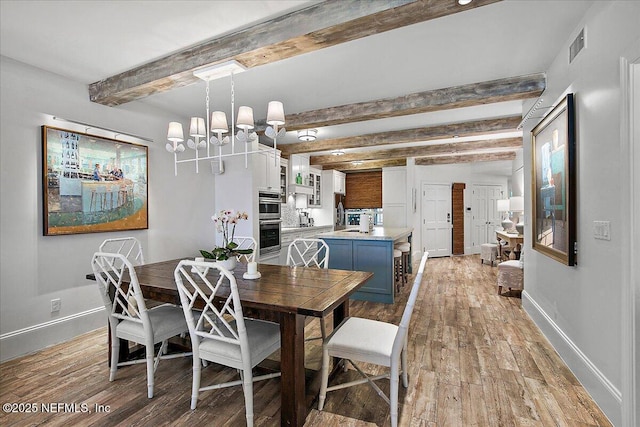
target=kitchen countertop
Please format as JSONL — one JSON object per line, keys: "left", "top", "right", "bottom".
{"left": 281, "top": 225, "right": 334, "bottom": 233}
{"left": 317, "top": 226, "right": 413, "bottom": 241}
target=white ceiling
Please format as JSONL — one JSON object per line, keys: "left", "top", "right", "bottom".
{"left": 0, "top": 0, "right": 593, "bottom": 175}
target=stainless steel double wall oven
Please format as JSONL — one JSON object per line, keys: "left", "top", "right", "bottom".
{"left": 258, "top": 190, "right": 282, "bottom": 257}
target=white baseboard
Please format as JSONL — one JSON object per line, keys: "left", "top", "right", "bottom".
{"left": 0, "top": 307, "right": 105, "bottom": 362}
{"left": 522, "top": 291, "right": 621, "bottom": 426}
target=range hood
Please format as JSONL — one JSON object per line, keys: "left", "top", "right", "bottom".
{"left": 288, "top": 184, "right": 313, "bottom": 195}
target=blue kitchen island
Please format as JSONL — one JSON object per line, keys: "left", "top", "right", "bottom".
{"left": 317, "top": 227, "right": 413, "bottom": 304}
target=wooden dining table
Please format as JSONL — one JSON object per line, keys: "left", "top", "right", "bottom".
{"left": 101, "top": 258, "right": 372, "bottom": 427}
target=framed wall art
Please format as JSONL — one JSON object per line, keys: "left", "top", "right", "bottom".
{"left": 531, "top": 93, "right": 577, "bottom": 265}
{"left": 42, "top": 126, "right": 148, "bottom": 236}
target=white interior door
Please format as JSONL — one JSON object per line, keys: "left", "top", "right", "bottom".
{"left": 472, "top": 185, "right": 488, "bottom": 251}
{"left": 486, "top": 186, "right": 503, "bottom": 240}
{"left": 471, "top": 184, "right": 503, "bottom": 252}
{"left": 421, "top": 183, "right": 452, "bottom": 258}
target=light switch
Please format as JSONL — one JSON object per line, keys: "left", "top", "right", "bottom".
{"left": 593, "top": 220, "right": 611, "bottom": 241}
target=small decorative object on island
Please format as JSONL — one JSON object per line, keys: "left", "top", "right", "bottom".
{"left": 200, "top": 210, "right": 253, "bottom": 271}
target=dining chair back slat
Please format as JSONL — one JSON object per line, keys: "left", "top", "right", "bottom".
{"left": 286, "top": 238, "right": 329, "bottom": 269}
{"left": 230, "top": 236, "right": 257, "bottom": 263}
{"left": 99, "top": 237, "right": 145, "bottom": 266}
{"left": 286, "top": 238, "right": 331, "bottom": 341}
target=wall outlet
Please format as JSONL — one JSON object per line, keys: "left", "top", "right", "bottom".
{"left": 51, "top": 298, "right": 61, "bottom": 313}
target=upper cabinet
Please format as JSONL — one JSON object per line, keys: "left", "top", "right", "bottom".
{"left": 289, "top": 154, "right": 310, "bottom": 186}
{"left": 345, "top": 171, "right": 382, "bottom": 208}
{"left": 308, "top": 167, "right": 322, "bottom": 207}
{"left": 334, "top": 170, "right": 346, "bottom": 194}
{"left": 382, "top": 167, "right": 406, "bottom": 205}
{"left": 322, "top": 170, "right": 345, "bottom": 195}
{"left": 254, "top": 145, "right": 281, "bottom": 190}
{"left": 322, "top": 170, "right": 347, "bottom": 194}
{"left": 382, "top": 167, "right": 407, "bottom": 227}
{"left": 280, "top": 158, "right": 288, "bottom": 203}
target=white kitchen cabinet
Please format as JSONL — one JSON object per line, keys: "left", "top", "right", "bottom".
{"left": 289, "top": 154, "right": 310, "bottom": 186}
{"left": 336, "top": 171, "right": 346, "bottom": 194}
{"left": 383, "top": 167, "right": 407, "bottom": 227}
{"left": 255, "top": 144, "right": 280, "bottom": 190}
{"left": 308, "top": 167, "right": 322, "bottom": 207}
{"left": 280, "top": 158, "right": 288, "bottom": 203}
{"left": 382, "top": 167, "right": 406, "bottom": 204}
{"left": 323, "top": 170, "right": 345, "bottom": 195}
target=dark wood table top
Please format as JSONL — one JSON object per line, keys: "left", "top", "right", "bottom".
{"left": 124, "top": 259, "right": 373, "bottom": 318}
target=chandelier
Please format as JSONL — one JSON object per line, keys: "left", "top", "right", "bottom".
{"left": 165, "top": 60, "right": 285, "bottom": 175}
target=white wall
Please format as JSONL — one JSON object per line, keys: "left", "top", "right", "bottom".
{"left": 511, "top": 149, "right": 525, "bottom": 197}
{"left": 408, "top": 161, "right": 509, "bottom": 256}
{"left": 0, "top": 56, "right": 215, "bottom": 361}
{"left": 521, "top": 2, "right": 640, "bottom": 425}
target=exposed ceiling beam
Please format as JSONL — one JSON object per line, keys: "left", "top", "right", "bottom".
{"left": 415, "top": 151, "right": 516, "bottom": 165}
{"left": 89, "top": 0, "right": 502, "bottom": 106}
{"left": 310, "top": 137, "right": 522, "bottom": 165}
{"left": 282, "top": 116, "right": 521, "bottom": 156}
{"left": 272, "top": 73, "right": 544, "bottom": 132}
{"left": 323, "top": 158, "right": 407, "bottom": 172}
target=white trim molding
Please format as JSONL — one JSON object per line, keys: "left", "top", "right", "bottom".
{"left": 0, "top": 307, "right": 105, "bottom": 362}
{"left": 619, "top": 42, "right": 640, "bottom": 427}
{"left": 522, "top": 291, "right": 619, "bottom": 425}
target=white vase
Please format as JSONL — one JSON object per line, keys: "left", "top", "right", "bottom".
{"left": 216, "top": 257, "right": 237, "bottom": 272}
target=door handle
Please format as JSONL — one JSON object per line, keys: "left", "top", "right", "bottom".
{"left": 447, "top": 213, "right": 451, "bottom": 223}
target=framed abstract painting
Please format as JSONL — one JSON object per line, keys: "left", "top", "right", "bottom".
{"left": 531, "top": 94, "right": 577, "bottom": 266}
{"left": 42, "top": 126, "right": 148, "bottom": 235}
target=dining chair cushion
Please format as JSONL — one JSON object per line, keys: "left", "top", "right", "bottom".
{"left": 325, "top": 317, "right": 398, "bottom": 367}
{"left": 198, "top": 318, "right": 280, "bottom": 369}
{"left": 116, "top": 304, "right": 189, "bottom": 344}
{"left": 394, "top": 242, "right": 410, "bottom": 253}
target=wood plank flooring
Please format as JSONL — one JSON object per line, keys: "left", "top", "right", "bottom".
{"left": 0, "top": 255, "right": 612, "bottom": 426}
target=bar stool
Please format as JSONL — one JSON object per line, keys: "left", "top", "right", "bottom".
{"left": 395, "top": 242, "right": 410, "bottom": 287}
{"left": 480, "top": 243, "right": 498, "bottom": 266}
{"left": 393, "top": 249, "right": 403, "bottom": 294}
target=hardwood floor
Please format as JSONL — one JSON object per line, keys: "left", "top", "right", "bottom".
{"left": 0, "top": 255, "right": 611, "bottom": 426}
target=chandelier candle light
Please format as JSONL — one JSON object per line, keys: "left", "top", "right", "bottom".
{"left": 166, "top": 60, "right": 285, "bottom": 175}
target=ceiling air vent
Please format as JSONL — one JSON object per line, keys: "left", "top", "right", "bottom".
{"left": 569, "top": 28, "right": 585, "bottom": 63}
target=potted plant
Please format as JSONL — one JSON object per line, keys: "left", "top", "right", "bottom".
{"left": 200, "top": 210, "right": 253, "bottom": 271}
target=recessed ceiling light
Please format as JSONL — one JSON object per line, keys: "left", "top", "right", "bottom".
{"left": 332, "top": 150, "right": 345, "bottom": 156}
{"left": 458, "top": 0, "right": 472, "bottom": 5}
{"left": 351, "top": 161, "right": 363, "bottom": 166}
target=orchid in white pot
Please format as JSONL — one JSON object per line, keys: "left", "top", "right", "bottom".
{"left": 200, "top": 210, "right": 253, "bottom": 261}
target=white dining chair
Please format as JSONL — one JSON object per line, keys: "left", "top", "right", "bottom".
{"left": 230, "top": 236, "right": 257, "bottom": 262}
{"left": 318, "top": 251, "right": 430, "bottom": 427}
{"left": 286, "top": 238, "right": 330, "bottom": 340}
{"left": 99, "top": 237, "right": 146, "bottom": 313}
{"left": 99, "top": 237, "right": 145, "bottom": 266}
{"left": 287, "top": 238, "right": 329, "bottom": 269}
{"left": 91, "top": 252, "right": 191, "bottom": 399}
{"left": 174, "top": 259, "right": 281, "bottom": 426}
